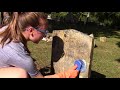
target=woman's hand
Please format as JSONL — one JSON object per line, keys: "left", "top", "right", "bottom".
{"left": 44, "top": 65, "right": 79, "bottom": 78}
{"left": 57, "top": 65, "right": 79, "bottom": 78}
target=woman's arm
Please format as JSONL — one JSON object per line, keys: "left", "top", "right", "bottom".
{"left": 35, "top": 65, "right": 79, "bottom": 78}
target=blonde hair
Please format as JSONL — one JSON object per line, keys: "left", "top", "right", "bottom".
{"left": 2, "top": 16, "right": 11, "bottom": 26}
{"left": 0, "top": 12, "right": 47, "bottom": 47}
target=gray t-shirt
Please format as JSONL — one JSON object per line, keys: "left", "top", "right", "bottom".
{"left": 0, "top": 41, "right": 41, "bottom": 77}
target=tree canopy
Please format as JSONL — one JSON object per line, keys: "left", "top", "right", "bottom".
{"left": 48, "top": 12, "right": 120, "bottom": 28}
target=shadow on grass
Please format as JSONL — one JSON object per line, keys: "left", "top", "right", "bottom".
{"left": 115, "top": 58, "right": 120, "bottom": 63}
{"left": 116, "top": 42, "right": 120, "bottom": 48}
{"left": 90, "top": 70, "right": 106, "bottom": 78}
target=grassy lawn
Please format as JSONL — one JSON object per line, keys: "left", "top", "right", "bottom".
{"left": 91, "top": 36, "right": 120, "bottom": 78}
{"left": 28, "top": 40, "right": 52, "bottom": 69}
{"left": 28, "top": 22, "right": 120, "bottom": 78}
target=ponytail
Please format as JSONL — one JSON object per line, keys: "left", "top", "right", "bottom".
{"left": 9, "top": 12, "right": 22, "bottom": 42}
{"left": 0, "top": 12, "right": 22, "bottom": 47}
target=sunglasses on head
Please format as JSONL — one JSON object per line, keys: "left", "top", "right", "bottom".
{"left": 34, "top": 27, "right": 49, "bottom": 37}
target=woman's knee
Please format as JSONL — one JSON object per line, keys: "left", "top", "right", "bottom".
{"left": 0, "top": 67, "right": 28, "bottom": 78}
{"left": 15, "top": 68, "right": 28, "bottom": 78}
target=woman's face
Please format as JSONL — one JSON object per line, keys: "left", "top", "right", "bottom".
{"left": 30, "top": 18, "right": 48, "bottom": 43}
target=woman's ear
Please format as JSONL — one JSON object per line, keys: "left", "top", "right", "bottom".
{"left": 29, "top": 27, "right": 35, "bottom": 40}
{"left": 25, "top": 26, "right": 34, "bottom": 39}
{"left": 26, "top": 26, "right": 33, "bottom": 32}
{"left": 22, "top": 26, "right": 34, "bottom": 41}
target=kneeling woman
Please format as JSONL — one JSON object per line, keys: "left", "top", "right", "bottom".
{"left": 0, "top": 12, "right": 79, "bottom": 78}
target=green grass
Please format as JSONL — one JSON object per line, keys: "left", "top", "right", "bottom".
{"left": 91, "top": 36, "right": 120, "bottom": 78}
{"left": 28, "top": 40, "right": 52, "bottom": 69}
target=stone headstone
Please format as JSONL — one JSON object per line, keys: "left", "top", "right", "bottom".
{"left": 100, "top": 37, "right": 107, "bottom": 42}
{"left": 51, "top": 29, "right": 94, "bottom": 78}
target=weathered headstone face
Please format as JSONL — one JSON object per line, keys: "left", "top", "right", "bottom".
{"left": 51, "top": 29, "right": 94, "bottom": 78}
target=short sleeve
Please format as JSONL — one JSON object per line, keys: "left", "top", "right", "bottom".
{"left": 2, "top": 41, "right": 43, "bottom": 78}
{"left": 7, "top": 53, "right": 42, "bottom": 78}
